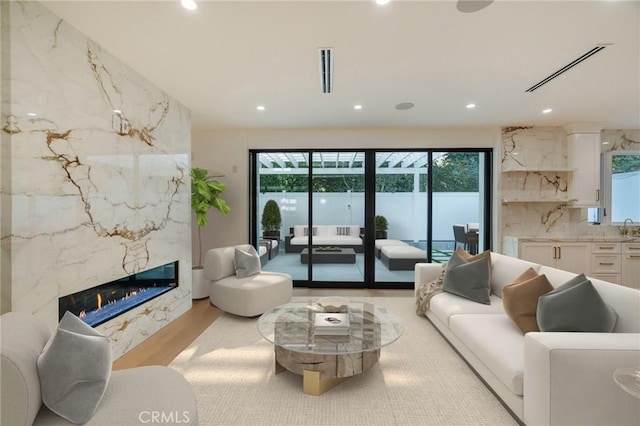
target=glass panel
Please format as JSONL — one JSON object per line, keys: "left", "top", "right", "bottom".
{"left": 257, "top": 152, "right": 310, "bottom": 281}
{"left": 375, "top": 151, "right": 428, "bottom": 283}
{"left": 432, "top": 152, "right": 485, "bottom": 261}
{"left": 311, "top": 152, "right": 364, "bottom": 284}
{"left": 610, "top": 152, "right": 640, "bottom": 223}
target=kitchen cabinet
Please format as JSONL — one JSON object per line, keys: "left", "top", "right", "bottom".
{"left": 590, "top": 242, "right": 621, "bottom": 284}
{"left": 519, "top": 241, "right": 590, "bottom": 274}
{"left": 621, "top": 242, "right": 640, "bottom": 289}
{"left": 567, "top": 132, "right": 601, "bottom": 207}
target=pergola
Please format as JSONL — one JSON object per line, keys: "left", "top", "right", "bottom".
{"left": 257, "top": 152, "right": 440, "bottom": 175}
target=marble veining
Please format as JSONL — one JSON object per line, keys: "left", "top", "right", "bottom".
{"left": 501, "top": 127, "right": 568, "bottom": 170}
{"left": 2, "top": 1, "right": 192, "bottom": 358}
{"left": 602, "top": 129, "right": 640, "bottom": 152}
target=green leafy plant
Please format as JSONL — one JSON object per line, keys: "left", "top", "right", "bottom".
{"left": 375, "top": 215, "right": 388, "bottom": 232}
{"left": 191, "top": 167, "right": 230, "bottom": 267}
{"left": 261, "top": 199, "right": 282, "bottom": 234}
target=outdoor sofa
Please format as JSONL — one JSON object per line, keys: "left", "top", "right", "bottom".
{"left": 284, "top": 225, "right": 364, "bottom": 253}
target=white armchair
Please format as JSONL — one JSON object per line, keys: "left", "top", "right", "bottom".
{"left": 203, "top": 244, "right": 292, "bottom": 317}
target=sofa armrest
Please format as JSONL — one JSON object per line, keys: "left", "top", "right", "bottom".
{"left": 524, "top": 332, "right": 640, "bottom": 426}
{"left": 414, "top": 263, "right": 443, "bottom": 295}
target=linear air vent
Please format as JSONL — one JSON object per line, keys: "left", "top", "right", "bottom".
{"left": 319, "top": 48, "right": 333, "bottom": 94}
{"left": 525, "top": 45, "right": 608, "bottom": 92}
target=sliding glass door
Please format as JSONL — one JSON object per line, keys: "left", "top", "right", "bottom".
{"left": 251, "top": 148, "right": 491, "bottom": 289}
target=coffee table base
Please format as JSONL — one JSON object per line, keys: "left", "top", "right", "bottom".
{"left": 274, "top": 346, "right": 380, "bottom": 395}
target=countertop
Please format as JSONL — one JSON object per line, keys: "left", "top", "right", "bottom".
{"left": 505, "top": 236, "right": 640, "bottom": 243}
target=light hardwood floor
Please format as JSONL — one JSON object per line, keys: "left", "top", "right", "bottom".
{"left": 112, "top": 288, "right": 413, "bottom": 370}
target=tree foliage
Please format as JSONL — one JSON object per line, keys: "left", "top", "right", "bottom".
{"left": 258, "top": 152, "right": 480, "bottom": 193}
{"left": 612, "top": 154, "right": 640, "bottom": 174}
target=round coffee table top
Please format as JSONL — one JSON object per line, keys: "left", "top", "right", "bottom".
{"left": 257, "top": 300, "right": 403, "bottom": 355}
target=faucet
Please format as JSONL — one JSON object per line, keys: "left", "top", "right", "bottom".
{"left": 622, "top": 218, "right": 633, "bottom": 236}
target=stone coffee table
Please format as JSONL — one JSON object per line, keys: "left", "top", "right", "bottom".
{"left": 257, "top": 300, "right": 403, "bottom": 395}
{"left": 300, "top": 248, "right": 356, "bottom": 264}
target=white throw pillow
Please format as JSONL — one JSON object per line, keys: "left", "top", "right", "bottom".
{"left": 234, "top": 246, "right": 262, "bottom": 278}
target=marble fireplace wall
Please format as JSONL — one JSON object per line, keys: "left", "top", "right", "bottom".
{"left": 499, "top": 127, "right": 639, "bottom": 247}
{"left": 1, "top": 1, "right": 192, "bottom": 358}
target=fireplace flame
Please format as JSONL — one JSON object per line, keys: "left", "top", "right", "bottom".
{"left": 97, "top": 293, "right": 102, "bottom": 310}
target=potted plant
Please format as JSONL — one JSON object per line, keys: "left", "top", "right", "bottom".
{"left": 261, "top": 199, "right": 282, "bottom": 240}
{"left": 191, "top": 167, "right": 230, "bottom": 298}
{"left": 375, "top": 215, "right": 388, "bottom": 239}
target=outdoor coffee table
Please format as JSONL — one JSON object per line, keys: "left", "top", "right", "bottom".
{"left": 257, "top": 300, "right": 403, "bottom": 395}
{"left": 300, "top": 248, "right": 356, "bottom": 264}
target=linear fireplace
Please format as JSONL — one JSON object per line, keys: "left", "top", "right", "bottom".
{"left": 59, "top": 261, "right": 179, "bottom": 327}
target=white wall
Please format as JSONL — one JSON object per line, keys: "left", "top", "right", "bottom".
{"left": 258, "top": 192, "right": 480, "bottom": 242}
{"left": 192, "top": 127, "right": 499, "bottom": 254}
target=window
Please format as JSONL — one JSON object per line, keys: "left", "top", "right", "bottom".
{"left": 602, "top": 151, "right": 640, "bottom": 223}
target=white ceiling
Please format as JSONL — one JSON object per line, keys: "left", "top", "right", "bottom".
{"left": 42, "top": 0, "right": 640, "bottom": 131}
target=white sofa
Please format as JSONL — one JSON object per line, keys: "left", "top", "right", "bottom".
{"left": 415, "top": 252, "right": 640, "bottom": 426}
{"left": 285, "top": 225, "right": 363, "bottom": 253}
{"left": 203, "top": 244, "right": 293, "bottom": 317}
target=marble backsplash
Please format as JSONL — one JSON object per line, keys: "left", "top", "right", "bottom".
{"left": 499, "top": 127, "right": 639, "bottom": 246}
{"left": 1, "top": 1, "right": 192, "bottom": 358}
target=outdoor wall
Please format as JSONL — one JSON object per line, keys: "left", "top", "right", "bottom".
{"left": 1, "top": 1, "right": 192, "bottom": 358}
{"left": 191, "top": 127, "right": 499, "bottom": 255}
{"left": 258, "top": 192, "right": 480, "bottom": 242}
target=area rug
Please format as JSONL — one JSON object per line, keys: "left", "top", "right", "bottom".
{"left": 170, "top": 297, "right": 517, "bottom": 426}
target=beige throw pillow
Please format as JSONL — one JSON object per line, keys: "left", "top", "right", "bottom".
{"left": 502, "top": 268, "right": 553, "bottom": 334}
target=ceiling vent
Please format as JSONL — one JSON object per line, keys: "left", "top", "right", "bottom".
{"left": 318, "top": 48, "right": 333, "bottom": 94}
{"left": 525, "top": 45, "right": 608, "bottom": 92}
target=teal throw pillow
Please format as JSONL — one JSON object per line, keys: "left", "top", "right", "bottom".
{"left": 442, "top": 250, "right": 491, "bottom": 305}
{"left": 536, "top": 274, "right": 617, "bottom": 332}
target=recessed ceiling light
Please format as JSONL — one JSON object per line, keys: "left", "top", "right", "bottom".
{"left": 376, "top": 0, "right": 391, "bottom": 5}
{"left": 354, "top": 105, "right": 363, "bottom": 110}
{"left": 257, "top": 105, "right": 265, "bottom": 111}
{"left": 181, "top": 0, "right": 197, "bottom": 11}
{"left": 542, "top": 108, "right": 553, "bottom": 114}
{"left": 466, "top": 103, "right": 476, "bottom": 109}
{"left": 27, "top": 112, "right": 37, "bottom": 117}
{"left": 395, "top": 102, "right": 414, "bottom": 110}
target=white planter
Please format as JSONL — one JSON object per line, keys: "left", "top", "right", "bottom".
{"left": 191, "top": 268, "right": 210, "bottom": 299}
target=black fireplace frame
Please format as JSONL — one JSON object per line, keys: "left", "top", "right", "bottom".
{"left": 59, "top": 260, "right": 179, "bottom": 327}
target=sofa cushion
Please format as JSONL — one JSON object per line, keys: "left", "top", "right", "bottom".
{"left": 503, "top": 269, "right": 553, "bottom": 334}
{"left": 537, "top": 274, "right": 618, "bottom": 332}
{"left": 37, "top": 311, "right": 112, "bottom": 424}
{"left": 429, "top": 292, "right": 505, "bottom": 328}
{"left": 449, "top": 314, "right": 525, "bottom": 396}
{"left": 490, "top": 253, "right": 542, "bottom": 298}
{"left": 443, "top": 249, "right": 491, "bottom": 304}
{"left": 234, "top": 246, "right": 261, "bottom": 278}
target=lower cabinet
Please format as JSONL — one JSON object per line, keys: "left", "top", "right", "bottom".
{"left": 517, "top": 240, "right": 639, "bottom": 289}
{"left": 519, "top": 242, "right": 590, "bottom": 274}
{"left": 621, "top": 243, "right": 640, "bottom": 289}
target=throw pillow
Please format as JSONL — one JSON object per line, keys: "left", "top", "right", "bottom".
{"left": 415, "top": 264, "right": 446, "bottom": 315}
{"left": 455, "top": 247, "right": 492, "bottom": 272}
{"left": 336, "top": 226, "right": 350, "bottom": 236}
{"left": 502, "top": 268, "right": 553, "bottom": 333}
{"left": 303, "top": 227, "right": 318, "bottom": 237}
{"left": 442, "top": 249, "right": 491, "bottom": 304}
{"left": 537, "top": 274, "right": 618, "bottom": 332}
{"left": 234, "top": 246, "right": 261, "bottom": 278}
{"left": 37, "top": 311, "right": 112, "bottom": 424}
